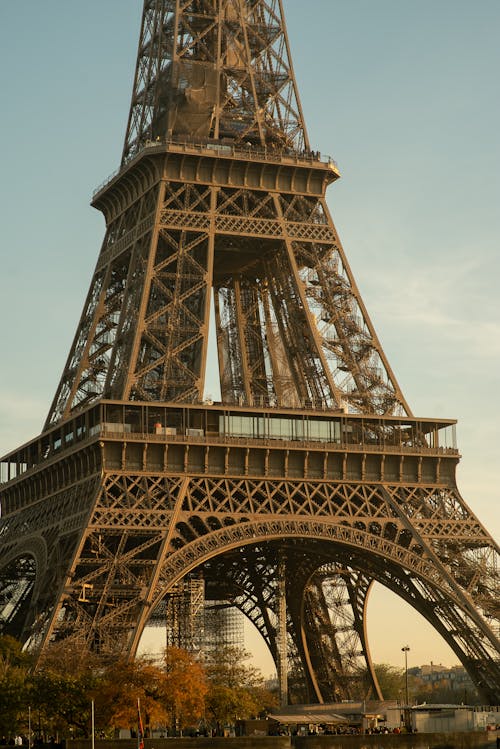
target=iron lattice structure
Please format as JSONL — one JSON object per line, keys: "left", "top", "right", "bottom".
{"left": 0, "top": 0, "right": 499, "bottom": 705}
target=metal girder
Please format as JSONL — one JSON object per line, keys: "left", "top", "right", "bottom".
{"left": 122, "top": 0, "right": 307, "bottom": 163}
{"left": 2, "top": 406, "right": 499, "bottom": 701}
{"left": 45, "top": 152, "right": 409, "bottom": 425}
{"left": 1, "top": 0, "right": 499, "bottom": 709}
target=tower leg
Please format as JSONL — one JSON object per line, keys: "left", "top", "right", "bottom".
{"left": 276, "top": 554, "right": 288, "bottom": 707}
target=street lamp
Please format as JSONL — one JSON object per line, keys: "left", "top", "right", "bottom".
{"left": 401, "top": 646, "right": 410, "bottom": 706}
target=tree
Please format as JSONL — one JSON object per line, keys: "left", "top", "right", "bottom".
{"left": 0, "top": 637, "right": 32, "bottom": 738}
{"left": 204, "top": 646, "right": 277, "bottom": 734}
{"left": 30, "top": 642, "right": 101, "bottom": 737}
{"left": 411, "top": 675, "right": 480, "bottom": 706}
{"left": 373, "top": 663, "right": 406, "bottom": 700}
{"left": 162, "top": 647, "right": 207, "bottom": 734}
{"left": 96, "top": 656, "right": 171, "bottom": 734}
{"left": 33, "top": 644, "right": 180, "bottom": 737}
{"left": 17, "top": 639, "right": 208, "bottom": 739}
{"left": 0, "top": 635, "right": 32, "bottom": 668}
{"left": 98, "top": 648, "right": 207, "bottom": 737}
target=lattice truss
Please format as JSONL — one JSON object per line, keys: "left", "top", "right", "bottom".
{"left": 3, "top": 0, "right": 499, "bottom": 710}
{"left": 46, "top": 182, "right": 160, "bottom": 425}
{"left": 203, "top": 548, "right": 380, "bottom": 702}
{"left": 214, "top": 188, "right": 408, "bottom": 414}
{"left": 46, "top": 176, "right": 410, "bottom": 427}
{"left": 159, "top": 577, "right": 244, "bottom": 654}
{"left": 123, "top": 0, "right": 306, "bottom": 162}
{"left": 0, "top": 472, "right": 102, "bottom": 651}
{"left": 182, "top": 545, "right": 315, "bottom": 701}
{"left": 304, "top": 567, "right": 379, "bottom": 701}
{"left": 45, "top": 0, "right": 410, "bottom": 426}
{"left": 16, "top": 469, "right": 496, "bottom": 701}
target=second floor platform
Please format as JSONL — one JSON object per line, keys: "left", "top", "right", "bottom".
{"left": 1, "top": 399, "right": 458, "bottom": 488}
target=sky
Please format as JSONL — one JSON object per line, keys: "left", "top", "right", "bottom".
{"left": 0, "top": 2, "right": 499, "bottom": 676}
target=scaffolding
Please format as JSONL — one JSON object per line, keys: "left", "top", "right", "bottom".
{"left": 164, "top": 575, "right": 244, "bottom": 655}
{"left": 165, "top": 575, "right": 205, "bottom": 652}
{"left": 203, "top": 599, "right": 245, "bottom": 653}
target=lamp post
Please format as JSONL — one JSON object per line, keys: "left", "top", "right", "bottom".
{"left": 401, "top": 646, "right": 410, "bottom": 706}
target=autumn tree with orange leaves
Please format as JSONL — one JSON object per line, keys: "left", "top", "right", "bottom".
{"left": 94, "top": 647, "right": 206, "bottom": 735}
{"left": 96, "top": 656, "right": 170, "bottom": 733}
{"left": 26, "top": 640, "right": 207, "bottom": 737}
{"left": 1, "top": 636, "right": 276, "bottom": 738}
{"left": 163, "top": 647, "right": 207, "bottom": 734}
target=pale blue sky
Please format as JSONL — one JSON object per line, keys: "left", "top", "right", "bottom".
{"left": 1, "top": 2, "right": 499, "bottom": 673}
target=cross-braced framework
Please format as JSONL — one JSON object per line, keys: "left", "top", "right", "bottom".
{"left": 165, "top": 575, "right": 205, "bottom": 650}
{"left": 0, "top": 0, "right": 499, "bottom": 705}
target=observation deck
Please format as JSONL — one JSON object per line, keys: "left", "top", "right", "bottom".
{"left": 93, "top": 137, "right": 340, "bottom": 202}
{"left": 1, "top": 400, "right": 459, "bottom": 516}
{"left": 91, "top": 137, "right": 341, "bottom": 229}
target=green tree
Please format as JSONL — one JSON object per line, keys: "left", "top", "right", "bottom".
{"left": 411, "top": 675, "right": 480, "bottom": 706}
{"left": 0, "top": 635, "right": 32, "bottom": 668}
{"left": 373, "top": 663, "right": 405, "bottom": 699}
{"left": 0, "top": 637, "right": 32, "bottom": 738}
{"left": 33, "top": 644, "right": 174, "bottom": 737}
{"left": 204, "top": 647, "right": 277, "bottom": 734}
{"left": 22, "top": 640, "right": 208, "bottom": 739}
{"left": 30, "top": 642, "right": 101, "bottom": 738}
{"left": 31, "top": 670, "right": 97, "bottom": 737}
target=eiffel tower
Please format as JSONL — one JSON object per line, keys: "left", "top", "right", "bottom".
{"left": 1, "top": 1, "right": 499, "bottom": 705}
